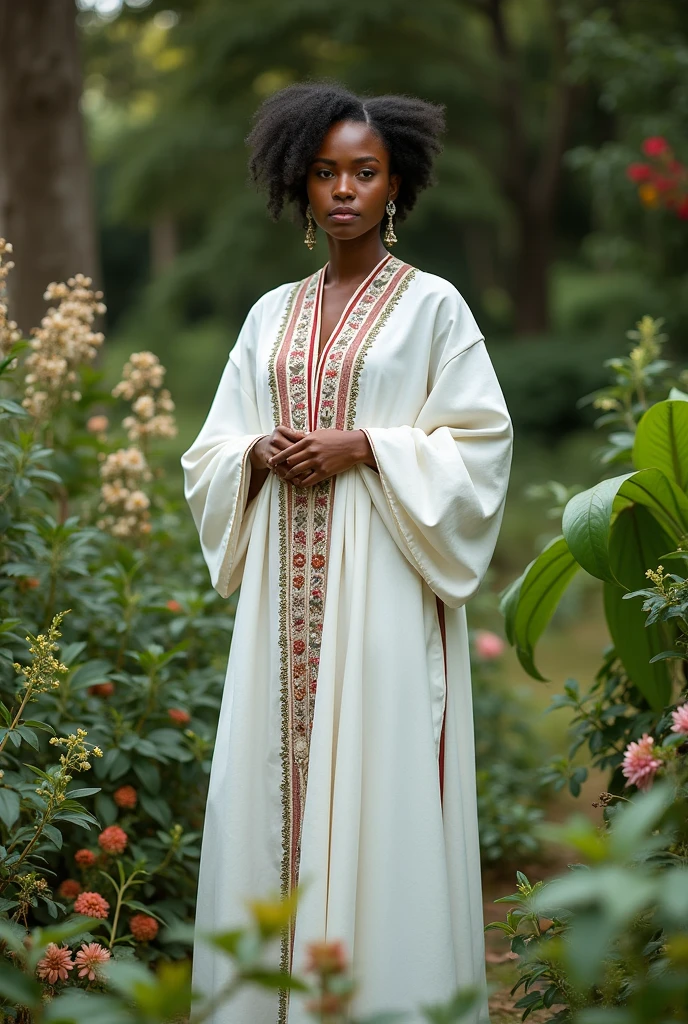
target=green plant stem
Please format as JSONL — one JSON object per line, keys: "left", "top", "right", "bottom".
{"left": 0, "top": 685, "right": 34, "bottom": 756}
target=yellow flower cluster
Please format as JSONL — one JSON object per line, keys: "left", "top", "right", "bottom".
{"left": 13, "top": 612, "right": 69, "bottom": 699}
{"left": 23, "top": 274, "right": 106, "bottom": 419}
{"left": 97, "top": 446, "right": 153, "bottom": 538}
{"left": 112, "top": 351, "right": 177, "bottom": 443}
{"left": 0, "top": 239, "right": 21, "bottom": 354}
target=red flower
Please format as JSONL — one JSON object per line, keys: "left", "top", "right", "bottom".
{"left": 642, "top": 136, "right": 669, "bottom": 157}
{"left": 677, "top": 197, "right": 688, "bottom": 220}
{"left": 304, "top": 939, "right": 349, "bottom": 975}
{"left": 311, "top": 555, "right": 325, "bottom": 570}
{"left": 74, "top": 848, "right": 97, "bottom": 868}
{"left": 309, "top": 680, "right": 317, "bottom": 694}
{"left": 166, "top": 599, "right": 182, "bottom": 612}
{"left": 57, "top": 879, "right": 82, "bottom": 899}
{"left": 293, "top": 639, "right": 306, "bottom": 656}
{"left": 113, "top": 784, "right": 138, "bottom": 809}
{"left": 130, "top": 913, "right": 159, "bottom": 942}
{"left": 89, "top": 682, "right": 114, "bottom": 698}
{"left": 293, "top": 575, "right": 305, "bottom": 589}
{"left": 168, "top": 707, "right": 191, "bottom": 725}
{"left": 293, "top": 552, "right": 306, "bottom": 568}
{"left": 626, "top": 162, "right": 652, "bottom": 183}
{"left": 98, "top": 825, "right": 128, "bottom": 855}
{"left": 74, "top": 891, "right": 110, "bottom": 918}
{"left": 294, "top": 531, "right": 307, "bottom": 544}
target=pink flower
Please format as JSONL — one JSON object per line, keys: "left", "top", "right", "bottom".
{"left": 57, "top": 878, "right": 82, "bottom": 899}
{"left": 113, "top": 784, "right": 138, "bottom": 809}
{"left": 74, "top": 891, "right": 110, "bottom": 918}
{"left": 622, "top": 733, "right": 663, "bottom": 790}
{"left": 305, "top": 939, "right": 349, "bottom": 975}
{"left": 642, "top": 136, "right": 670, "bottom": 157}
{"left": 626, "top": 162, "right": 652, "bottom": 183}
{"left": 74, "top": 848, "right": 97, "bottom": 868}
{"left": 98, "top": 824, "right": 128, "bottom": 855}
{"left": 74, "top": 942, "right": 111, "bottom": 981}
{"left": 166, "top": 599, "right": 182, "bottom": 612}
{"left": 474, "top": 630, "right": 505, "bottom": 660}
{"left": 36, "top": 943, "right": 74, "bottom": 984}
{"left": 130, "top": 913, "right": 159, "bottom": 941}
{"left": 86, "top": 415, "right": 109, "bottom": 434}
{"left": 671, "top": 703, "right": 688, "bottom": 735}
{"left": 168, "top": 707, "right": 191, "bottom": 725}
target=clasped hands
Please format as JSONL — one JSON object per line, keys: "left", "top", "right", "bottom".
{"left": 249, "top": 425, "right": 376, "bottom": 489}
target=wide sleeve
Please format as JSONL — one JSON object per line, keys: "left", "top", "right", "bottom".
{"left": 360, "top": 303, "right": 512, "bottom": 609}
{"left": 181, "top": 301, "right": 267, "bottom": 599}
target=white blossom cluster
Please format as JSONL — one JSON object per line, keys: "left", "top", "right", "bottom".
{"left": 97, "top": 446, "right": 153, "bottom": 538}
{"left": 112, "top": 351, "right": 177, "bottom": 443}
{"left": 23, "top": 274, "right": 106, "bottom": 418}
{"left": 0, "top": 240, "right": 21, "bottom": 354}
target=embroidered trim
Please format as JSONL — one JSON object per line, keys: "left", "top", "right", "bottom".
{"left": 270, "top": 257, "right": 414, "bottom": 1022}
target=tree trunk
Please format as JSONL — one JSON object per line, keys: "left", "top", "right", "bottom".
{"left": 0, "top": 0, "right": 98, "bottom": 335}
{"left": 513, "top": 209, "right": 552, "bottom": 335}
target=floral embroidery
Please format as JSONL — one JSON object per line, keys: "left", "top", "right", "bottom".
{"left": 269, "top": 256, "right": 416, "bottom": 1021}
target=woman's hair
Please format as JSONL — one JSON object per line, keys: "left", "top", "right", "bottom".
{"left": 246, "top": 81, "right": 445, "bottom": 225}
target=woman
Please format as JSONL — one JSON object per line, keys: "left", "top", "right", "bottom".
{"left": 182, "top": 82, "right": 512, "bottom": 1024}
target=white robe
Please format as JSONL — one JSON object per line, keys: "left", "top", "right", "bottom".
{"left": 181, "top": 254, "right": 513, "bottom": 1024}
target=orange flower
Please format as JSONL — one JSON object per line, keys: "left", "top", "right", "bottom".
{"left": 57, "top": 878, "right": 82, "bottom": 899}
{"left": 638, "top": 182, "right": 660, "bottom": 208}
{"left": 168, "top": 707, "right": 191, "bottom": 725}
{"left": 166, "top": 599, "right": 182, "bottom": 612}
{"left": 98, "top": 824, "right": 128, "bottom": 855}
{"left": 74, "top": 848, "right": 97, "bottom": 868}
{"left": 36, "top": 943, "right": 74, "bottom": 985}
{"left": 19, "top": 576, "right": 41, "bottom": 591}
{"left": 113, "top": 784, "right": 138, "bottom": 809}
{"left": 86, "top": 415, "right": 109, "bottom": 434}
{"left": 311, "top": 554, "right": 325, "bottom": 569}
{"left": 74, "top": 891, "right": 110, "bottom": 918}
{"left": 130, "top": 913, "right": 159, "bottom": 941}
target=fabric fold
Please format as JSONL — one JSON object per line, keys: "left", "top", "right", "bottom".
{"left": 360, "top": 338, "right": 513, "bottom": 608}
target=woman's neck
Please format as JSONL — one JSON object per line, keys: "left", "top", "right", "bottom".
{"left": 323, "top": 227, "right": 390, "bottom": 286}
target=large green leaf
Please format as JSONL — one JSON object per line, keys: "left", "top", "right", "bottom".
{"left": 499, "top": 536, "right": 580, "bottom": 681}
{"left": 562, "top": 468, "right": 688, "bottom": 584}
{"left": 633, "top": 399, "right": 688, "bottom": 490}
{"left": 603, "top": 504, "right": 674, "bottom": 709}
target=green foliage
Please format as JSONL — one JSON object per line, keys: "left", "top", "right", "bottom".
{"left": 491, "top": 783, "right": 688, "bottom": 1023}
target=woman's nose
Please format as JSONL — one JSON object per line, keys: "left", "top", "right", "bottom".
{"left": 332, "top": 176, "right": 356, "bottom": 201}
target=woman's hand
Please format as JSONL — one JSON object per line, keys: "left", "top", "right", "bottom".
{"left": 248, "top": 426, "right": 307, "bottom": 500}
{"left": 268, "top": 428, "right": 376, "bottom": 486}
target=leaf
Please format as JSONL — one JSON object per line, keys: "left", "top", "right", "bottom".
{"left": 499, "top": 536, "right": 579, "bottom": 680}
{"left": 41, "top": 823, "right": 63, "bottom": 850}
{"left": 70, "top": 660, "right": 112, "bottom": 691}
{"left": 16, "top": 725, "right": 39, "bottom": 750}
{"left": 603, "top": 505, "right": 674, "bottom": 709}
{"left": 562, "top": 468, "right": 688, "bottom": 584}
{"left": 0, "top": 959, "right": 42, "bottom": 1005}
{"left": 0, "top": 788, "right": 20, "bottom": 828}
{"left": 633, "top": 399, "right": 688, "bottom": 491}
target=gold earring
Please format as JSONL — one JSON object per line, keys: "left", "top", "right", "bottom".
{"left": 383, "top": 200, "right": 397, "bottom": 247}
{"left": 304, "top": 205, "right": 317, "bottom": 250}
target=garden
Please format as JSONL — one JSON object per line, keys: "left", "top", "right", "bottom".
{"left": 1, "top": 0, "right": 688, "bottom": 1021}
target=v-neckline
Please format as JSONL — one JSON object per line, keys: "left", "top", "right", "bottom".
{"left": 314, "top": 253, "right": 393, "bottom": 367}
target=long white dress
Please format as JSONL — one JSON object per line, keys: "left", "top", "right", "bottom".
{"left": 182, "top": 253, "right": 513, "bottom": 1024}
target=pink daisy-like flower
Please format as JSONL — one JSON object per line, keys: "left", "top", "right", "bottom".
{"left": 130, "top": 913, "right": 159, "bottom": 941}
{"left": 642, "top": 136, "right": 669, "bottom": 157}
{"left": 671, "top": 703, "right": 688, "bottom": 736}
{"left": 74, "top": 848, "right": 97, "bottom": 868}
{"left": 74, "top": 942, "right": 111, "bottom": 981}
{"left": 74, "top": 891, "right": 110, "bottom": 918}
{"left": 474, "top": 630, "right": 505, "bottom": 660}
{"left": 622, "top": 733, "right": 663, "bottom": 791}
{"left": 36, "top": 943, "right": 74, "bottom": 985}
{"left": 98, "top": 824, "right": 128, "bottom": 855}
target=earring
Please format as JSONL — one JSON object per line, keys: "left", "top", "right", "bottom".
{"left": 383, "top": 200, "right": 397, "bottom": 247}
{"left": 304, "top": 205, "right": 317, "bottom": 250}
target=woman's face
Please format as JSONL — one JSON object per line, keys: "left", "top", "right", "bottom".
{"left": 306, "top": 119, "right": 400, "bottom": 242}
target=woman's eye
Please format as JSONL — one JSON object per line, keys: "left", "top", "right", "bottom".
{"left": 316, "top": 169, "right": 334, "bottom": 178}
{"left": 358, "top": 169, "right": 375, "bottom": 179}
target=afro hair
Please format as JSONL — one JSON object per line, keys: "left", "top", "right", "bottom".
{"left": 246, "top": 81, "right": 445, "bottom": 226}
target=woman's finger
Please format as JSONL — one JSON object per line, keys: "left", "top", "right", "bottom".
{"left": 276, "top": 425, "right": 306, "bottom": 442}
{"left": 269, "top": 437, "right": 310, "bottom": 466}
{"left": 282, "top": 458, "right": 315, "bottom": 481}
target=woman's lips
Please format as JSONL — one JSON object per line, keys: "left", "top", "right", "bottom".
{"left": 329, "top": 211, "right": 359, "bottom": 222}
